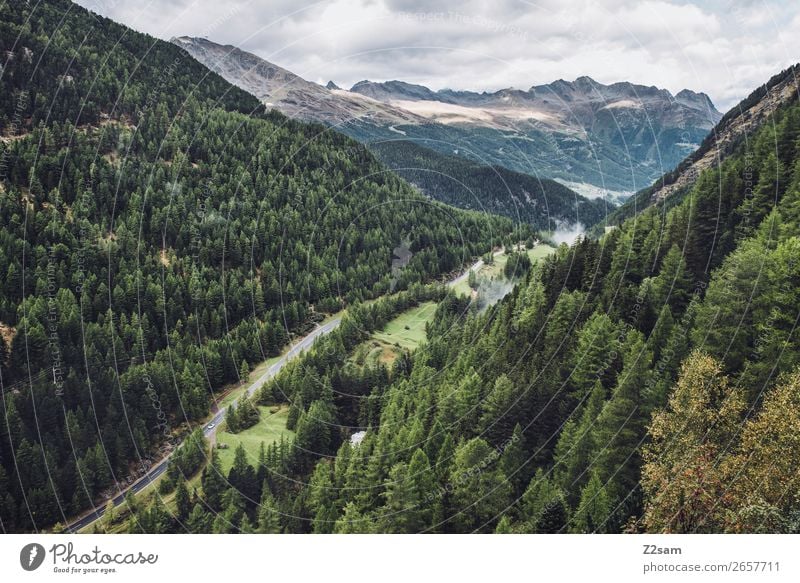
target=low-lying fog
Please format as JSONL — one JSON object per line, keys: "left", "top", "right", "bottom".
{"left": 551, "top": 222, "right": 585, "bottom": 246}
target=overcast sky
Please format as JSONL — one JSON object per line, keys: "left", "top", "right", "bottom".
{"left": 76, "top": 0, "right": 799, "bottom": 111}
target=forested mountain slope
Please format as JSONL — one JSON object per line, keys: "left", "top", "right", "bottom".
{"left": 0, "top": 0, "right": 516, "bottom": 532}
{"left": 172, "top": 37, "right": 612, "bottom": 230}
{"left": 369, "top": 141, "right": 611, "bottom": 231}
{"left": 176, "top": 35, "right": 722, "bottom": 195}
{"left": 124, "top": 66, "right": 800, "bottom": 534}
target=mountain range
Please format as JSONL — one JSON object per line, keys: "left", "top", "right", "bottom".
{"left": 172, "top": 36, "right": 722, "bottom": 198}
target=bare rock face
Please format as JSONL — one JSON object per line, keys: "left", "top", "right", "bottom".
{"left": 171, "top": 36, "right": 426, "bottom": 127}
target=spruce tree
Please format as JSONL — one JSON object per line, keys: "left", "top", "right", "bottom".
{"left": 308, "top": 461, "right": 337, "bottom": 534}
{"left": 239, "top": 360, "right": 250, "bottom": 385}
{"left": 201, "top": 450, "right": 227, "bottom": 511}
{"left": 552, "top": 380, "right": 605, "bottom": 506}
{"left": 571, "top": 472, "right": 611, "bottom": 533}
{"left": 448, "top": 438, "right": 511, "bottom": 532}
{"left": 225, "top": 401, "right": 240, "bottom": 434}
{"left": 256, "top": 482, "right": 282, "bottom": 533}
{"left": 479, "top": 374, "right": 518, "bottom": 443}
{"left": 174, "top": 476, "right": 191, "bottom": 521}
{"left": 228, "top": 443, "right": 258, "bottom": 502}
{"left": 499, "top": 424, "right": 527, "bottom": 498}
{"left": 592, "top": 330, "right": 652, "bottom": 521}
{"left": 536, "top": 496, "right": 568, "bottom": 533}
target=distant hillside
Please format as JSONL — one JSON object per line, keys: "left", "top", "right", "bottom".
{"left": 371, "top": 140, "right": 612, "bottom": 230}
{"left": 172, "top": 36, "right": 613, "bottom": 228}
{"left": 172, "top": 36, "right": 721, "bottom": 197}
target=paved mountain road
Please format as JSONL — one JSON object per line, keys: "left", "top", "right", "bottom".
{"left": 66, "top": 254, "right": 492, "bottom": 532}
{"left": 66, "top": 317, "right": 342, "bottom": 532}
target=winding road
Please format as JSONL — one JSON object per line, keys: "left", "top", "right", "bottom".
{"left": 66, "top": 318, "right": 342, "bottom": 532}
{"left": 66, "top": 255, "right": 490, "bottom": 532}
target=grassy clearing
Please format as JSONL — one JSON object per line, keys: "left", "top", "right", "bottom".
{"left": 79, "top": 311, "right": 344, "bottom": 533}
{"left": 527, "top": 244, "right": 556, "bottom": 262}
{"left": 372, "top": 301, "right": 437, "bottom": 350}
{"left": 216, "top": 405, "right": 293, "bottom": 473}
{"left": 349, "top": 301, "right": 438, "bottom": 368}
{"left": 450, "top": 271, "right": 476, "bottom": 297}
{"left": 352, "top": 340, "right": 403, "bottom": 367}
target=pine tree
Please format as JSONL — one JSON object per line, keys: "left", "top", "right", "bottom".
{"left": 571, "top": 472, "right": 611, "bottom": 533}
{"left": 591, "top": 330, "right": 652, "bottom": 523}
{"left": 494, "top": 514, "right": 514, "bottom": 533}
{"left": 295, "top": 400, "right": 335, "bottom": 461}
{"left": 225, "top": 401, "right": 240, "bottom": 434}
{"left": 479, "top": 374, "right": 518, "bottom": 443}
{"left": 228, "top": 443, "right": 258, "bottom": 502}
{"left": 239, "top": 514, "right": 255, "bottom": 533}
{"left": 104, "top": 500, "right": 116, "bottom": 526}
{"left": 499, "top": 424, "right": 527, "bottom": 498}
{"left": 286, "top": 395, "right": 303, "bottom": 431}
{"left": 186, "top": 503, "right": 212, "bottom": 533}
{"left": 213, "top": 489, "right": 246, "bottom": 534}
{"left": 201, "top": 450, "right": 226, "bottom": 511}
{"left": 256, "top": 482, "right": 282, "bottom": 533}
{"left": 567, "top": 313, "right": 621, "bottom": 402}
{"left": 308, "top": 461, "right": 337, "bottom": 533}
{"left": 235, "top": 397, "right": 260, "bottom": 431}
{"left": 453, "top": 371, "right": 483, "bottom": 434}
{"left": 334, "top": 502, "right": 375, "bottom": 533}
{"left": 256, "top": 442, "right": 268, "bottom": 487}
{"left": 434, "top": 432, "right": 455, "bottom": 480}
{"left": 520, "top": 469, "right": 563, "bottom": 530}
{"left": 536, "top": 496, "right": 568, "bottom": 533}
{"left": 381, "top": 449, "right": 435, "bottom": 533}
{"left": 239, "top": 360, "right": 250, "bottom": 385}
{"left": 552, "top": 380, "right": 605, "bottom": 506}
{"left": 651, "top": 245, "right": 693, "bottom": 313}
{"left": 448, "top": 438, "right": 511, "bottom": 532}
{"left": 174, "top": 476, "right": 191, "bottom": 520}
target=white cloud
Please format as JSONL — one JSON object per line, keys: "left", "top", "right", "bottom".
{"left": 76, "top": 0, "right": 799, "bottom": 111}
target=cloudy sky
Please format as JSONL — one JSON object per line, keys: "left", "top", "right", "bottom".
{"left": 76, "top": 0, "right": 799, "bottom": 111}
